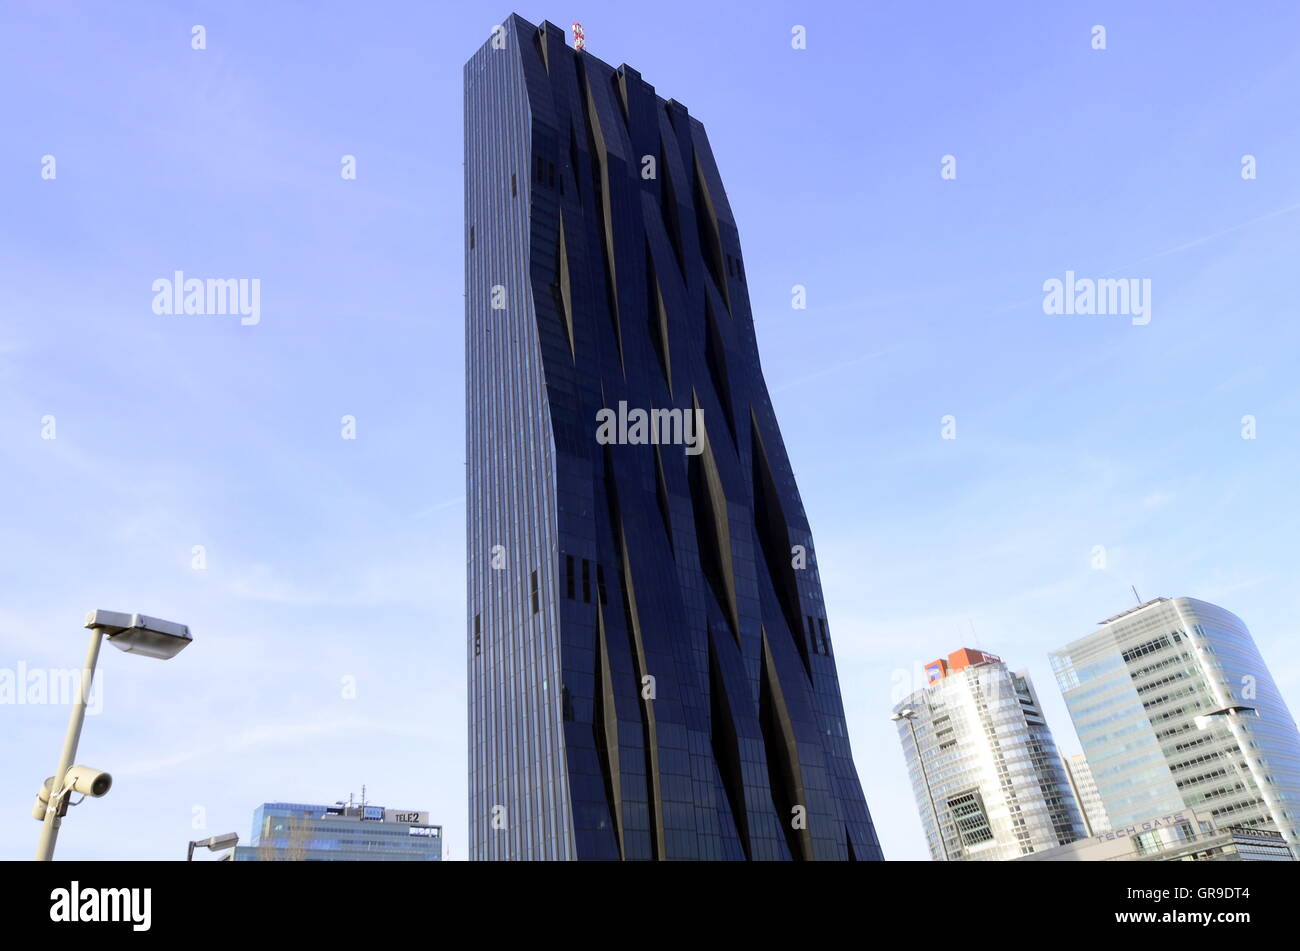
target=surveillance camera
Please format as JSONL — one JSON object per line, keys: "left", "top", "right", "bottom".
{"left": 65, "top": 765, "right": 112, "bottom": 798}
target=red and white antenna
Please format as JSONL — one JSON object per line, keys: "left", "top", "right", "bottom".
{"left": 571, "top": 22, "right": 585, "bottom": 51}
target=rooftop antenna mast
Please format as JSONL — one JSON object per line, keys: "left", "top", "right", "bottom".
{"left": 572, "top": 22, "right": 585, "bottom": 51}
{"left": 1132, "top": 585, "right": 1142, "bottom": 606}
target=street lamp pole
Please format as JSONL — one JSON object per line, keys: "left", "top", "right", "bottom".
{"left": 33, "top": 610, "right": 192, "bottom": 862}
{"left": 893, "top": 708, "right": 951, "bottom": 861}
{"left": 35, "top": 627, "right": 105, "bottom": 862}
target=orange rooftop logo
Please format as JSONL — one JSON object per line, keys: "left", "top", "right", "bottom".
{"left": 924, "top": 648, "right": 1001, "bottom": 683}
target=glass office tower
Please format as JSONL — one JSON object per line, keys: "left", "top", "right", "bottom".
{"left": 465, "top": 15, "right": 881, "bottom": 860}
{"left": 1052, "top": 597, "right": 1300, "bottom": 852}
{"left": 892, "top": 649, "right": 1085, "bottom": 860}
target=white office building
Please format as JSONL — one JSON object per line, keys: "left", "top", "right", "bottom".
{"left": 892, "top": 648, "right": 1086, "bottom": 860}
{"left": 1051, "top": 597, "right": 1300, "bottom": 853}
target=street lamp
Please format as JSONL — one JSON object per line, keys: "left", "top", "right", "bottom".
{"left": 188, "top": 832, "right": 239, "bottom": 861}
{"left": 891, "top": 707, "right": 951, "bottom": 861}
{"left": 1194, "top": 705, "right": 1258, "bottom": 732}
{"left": 34, "top": 610, "right": 192, "bottom": 862}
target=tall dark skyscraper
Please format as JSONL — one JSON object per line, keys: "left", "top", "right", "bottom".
{"left": 465, "top": 15, "right": 882, "bottom": 861}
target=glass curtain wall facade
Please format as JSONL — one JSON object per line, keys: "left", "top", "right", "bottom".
{"left": 893, "top": 650, "right": 1085, "bottom": 860}
{"left": 1051, "top": 597, "right": 1300, "bottom": 852}
{"left": 465, "top": 15, "right": 881, "bottom": 861}
{"left": 1063, "top": 752, "right": 1111, "bottom": 835}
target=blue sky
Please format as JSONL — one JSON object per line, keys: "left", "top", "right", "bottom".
{"left": 2, "top": 1, "right": 1299, "bottom": 861}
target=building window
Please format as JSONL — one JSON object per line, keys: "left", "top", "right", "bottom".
{"left": 511, "top": 172, "right": 517, "bottom": 197}
{"left": 470, "top": 226, "right": 475, "bottom": 249}
{"left": 530, "top": 570, "right": 539, "bottom": 614}
{"left": 474, "top": 614, "right": 481, "bottom": 657}
{"left": 596, "top": 564, "right": 607, "bottom": 605}
{"left": 947, "top": 791, "right": 995, "bottom": 847}
{"left": 565, "top": 555, "right": 575, "bottom": 599}
{"left": 581, "top": 559, "right": 591, "bottom": 603}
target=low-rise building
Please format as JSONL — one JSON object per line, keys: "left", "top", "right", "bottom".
{"left": 1018, "top": 809, "right": 1293, "bottom": 861}
{"left": 228, "top": 799, "right": 442, "bottom": 861}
